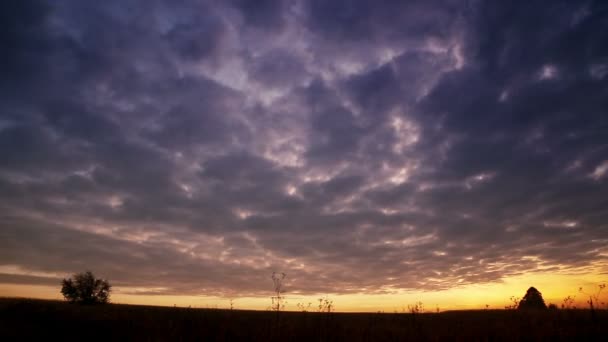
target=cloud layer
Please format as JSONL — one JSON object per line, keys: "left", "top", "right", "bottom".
{"left": 1, "top": 0, "right": 607, "bottom": 297}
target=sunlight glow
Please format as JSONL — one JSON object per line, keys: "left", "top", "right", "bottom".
{"left": 590, "top": 160, "right": 608, "bottom": 180}
{"left": 3, "top": 271, "right": 605, "bottom": 312}
{"left": 539, "top": 64, "right": 558, "bottom": 80}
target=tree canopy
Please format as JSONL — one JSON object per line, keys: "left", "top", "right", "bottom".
{"left": 61, "top": 271, "right": 111, "bottom": 304}
{"left": 518, "top": 287, "right": 547, "bottom": 310}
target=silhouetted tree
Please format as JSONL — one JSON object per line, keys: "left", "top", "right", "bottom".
{"left": 61, "top": 271, "right": 111, "bottom": 304}
{"left": 518, "top": 287, "right": 547, "bottom": 310}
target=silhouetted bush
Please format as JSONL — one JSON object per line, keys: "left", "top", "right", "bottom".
{"left": 518, "top": 287, "right": 547, "bottom": 310}
{"left": 61, "top": 271, "right": 111, "bottom": 304}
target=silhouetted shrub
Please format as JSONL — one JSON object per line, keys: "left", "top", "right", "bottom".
{"left": 61, "top": 271, "right": 111, "bottom": 304}
{"left": 518, "top": 287, "right": 547, "bottom": 310}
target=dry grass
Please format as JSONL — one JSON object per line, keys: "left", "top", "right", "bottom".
{"left": 1, "top": 298, "right": 607, "bottom": 341}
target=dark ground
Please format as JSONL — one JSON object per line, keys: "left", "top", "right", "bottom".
{"left": 1, "top": 298, "right": 606, "bottom": 341}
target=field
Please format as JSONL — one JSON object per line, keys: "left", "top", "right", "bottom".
{"left": 1, "top": 298, "right": 607, "bottom": 341}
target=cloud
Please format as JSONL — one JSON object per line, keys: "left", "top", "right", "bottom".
{"left": 1, "top": 0, "right": 607, "bottom": 298}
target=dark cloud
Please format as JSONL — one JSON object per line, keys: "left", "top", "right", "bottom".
{"left": 1, "top": 0, "right": 607, "bottom": 299}
{"left": 230, "top": 0, "right": 287, "bottom": 30}
{"left": 248, "top": 49, "right": 308, "bottom": 88}
{"left": 0, "top": 0, "right": 51, "bottom": 86}
{"left": 305, "top": 0, "right": 461, "bottom": 43}
{"left": 164, "top": 5, "right": 225, "bottom": 61}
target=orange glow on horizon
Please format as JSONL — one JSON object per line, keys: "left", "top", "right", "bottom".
{"left": 1, "top": 271, "right": 605, "bottom": 312}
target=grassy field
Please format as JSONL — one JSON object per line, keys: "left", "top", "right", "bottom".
{"left": 1, "top": 298, "right": 606, "bottom": 341}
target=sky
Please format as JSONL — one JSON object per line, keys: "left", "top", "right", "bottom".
{"left": 1, "top": 0, "right": 607, "bottom": 312}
